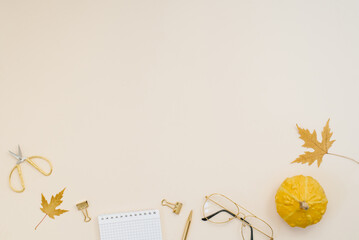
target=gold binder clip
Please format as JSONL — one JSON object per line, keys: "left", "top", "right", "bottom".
{"left": 76, "top": 201, "right": 92, "bottom": 222}
{"left": 161, "top": 199, "right": 183, "bottom": 215}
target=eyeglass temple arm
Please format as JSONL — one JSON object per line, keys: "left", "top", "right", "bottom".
{"left": 201, "top": 209, "right": 251, "bottom": 225}
{"left": 202, "top": 209, "right": 253, "bottom": 240}
{"left": 202, "top": 209, "right": 235, "bottom": 221}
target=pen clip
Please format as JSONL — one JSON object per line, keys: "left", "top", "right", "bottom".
{"left": 182, "top": 210, "right": 193, "bottom": 240}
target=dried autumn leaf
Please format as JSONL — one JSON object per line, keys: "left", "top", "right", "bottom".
{"left": 292, "top": 119, "right": 335, "bottom": 167}
{"left": 35, "top": 188, "right": 68, "bottom": 230}
{"left": 292, "top": 119, "right": 358, "bottom": 167}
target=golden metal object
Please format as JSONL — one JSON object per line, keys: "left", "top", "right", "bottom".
{"left": 9, "top": 146, "right": 53, "bottom": 193}
{"left": 76, "top": 201, "right": 92, "bottom": 222}
{"left": 182, "top": 210, "right": 193, "bottom": 240}
{"left": 202, "top": 193, "right": 274, "bottom": 240}
{"left": 161, "top": 199, "right": 183, "bottom": 215}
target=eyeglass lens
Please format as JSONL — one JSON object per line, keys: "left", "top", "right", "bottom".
{"left": 241, "top": 216, "right": 273, "bottom": 240}
{"left": 203, "top": 194, "right": 239, "bottom": 223}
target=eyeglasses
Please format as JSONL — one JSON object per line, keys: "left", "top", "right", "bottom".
{"left": 202, "top": 193, "right": 274, "bottom": 240}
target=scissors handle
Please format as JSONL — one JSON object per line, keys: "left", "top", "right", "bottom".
{"left": 27, "top": 156, "right": 53, "bottom": 176}
{"left": 9, "top": 165, "right": 25, "bottom": 193}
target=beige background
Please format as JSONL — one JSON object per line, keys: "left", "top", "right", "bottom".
{"left": 1, "top": 0, "right": 359, "bottom": 239}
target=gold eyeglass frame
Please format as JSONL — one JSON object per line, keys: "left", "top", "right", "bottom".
{"left": 202, "top": 193, "right": 274, "bottom": 240}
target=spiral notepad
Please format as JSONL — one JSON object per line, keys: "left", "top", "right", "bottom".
{"left": 98, "top": 209, "right": 163, "bottom": 240}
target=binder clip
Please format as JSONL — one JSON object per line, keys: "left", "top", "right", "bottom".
{"left": 161, "top": 199, "right": 183, "bottom": 215}
{"left": 76, "top": 201, "right": 92, "bottom": 222}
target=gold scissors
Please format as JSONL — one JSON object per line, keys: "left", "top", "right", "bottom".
{"left": 9, "top": 145, "right": 53, "bottom": 193}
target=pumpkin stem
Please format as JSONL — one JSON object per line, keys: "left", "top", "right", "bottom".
{"left": 299, "top": 201, "right": 309, "bottom": 210}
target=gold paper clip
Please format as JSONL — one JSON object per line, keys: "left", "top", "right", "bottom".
{"left": 161, "top": 199, "right": 183, "bottom": 215}
{"left": 76, "top": 201, "right": 91, "bottom": 222}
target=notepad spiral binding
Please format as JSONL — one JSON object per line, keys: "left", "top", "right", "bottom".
{"left": 99, "top": 209, "right": 159, "bottom": 222}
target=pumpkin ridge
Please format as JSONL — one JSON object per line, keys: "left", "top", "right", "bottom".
{"left": 279, "top": 186, "right": 300, "bottom": 202}
{"left": 304, "top": 176, "right": 308, "bottom": 202}
{"left": 307, "top": 199, "right": 328, "bottom": 205}
{"left": 282, "top": 208, "right": 298, "bottom": 221}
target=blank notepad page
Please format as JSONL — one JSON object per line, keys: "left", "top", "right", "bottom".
{"left": 98, "top": 210, "right": 163, "bottom": 240}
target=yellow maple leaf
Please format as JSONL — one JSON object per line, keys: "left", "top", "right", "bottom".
{"left": 35, "top": 188, "right": 68, "bottom": 230}
{"left": 292, "top": 119, "right": 335, "bottom": 167}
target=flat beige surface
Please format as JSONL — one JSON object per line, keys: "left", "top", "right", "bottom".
{"left": 1, "top": 1, "right": 359, "bottom": 239}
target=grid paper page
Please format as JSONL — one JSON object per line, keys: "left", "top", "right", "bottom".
{"left": 98, "top": 210, "right": 162, "bottom": 240}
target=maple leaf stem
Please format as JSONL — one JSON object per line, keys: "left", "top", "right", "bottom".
{"left": 35, "top": 214, "right": 47, "bottom": 230}
{"left": 327, "top": 153, "right": 359, "bottom": 165}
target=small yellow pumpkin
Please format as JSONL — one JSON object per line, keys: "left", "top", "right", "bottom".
{"left": 275, "top": 175, "right": 328, "bottom": 228}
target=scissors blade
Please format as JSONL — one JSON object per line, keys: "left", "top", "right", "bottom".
{"left": 9, "top": 150, "right": 20, "bottom": 160}
{"left": 18, "top": 145, "right": 22, "bottom": 158}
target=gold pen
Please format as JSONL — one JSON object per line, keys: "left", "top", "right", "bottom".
{"left": 182, "top": 210, "right": 193, "bottom": 240}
